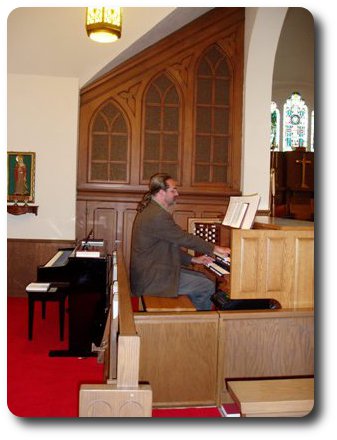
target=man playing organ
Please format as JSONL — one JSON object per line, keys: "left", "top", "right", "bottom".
{"left": 130, "top": 173, "right": 230, "bottom": 310}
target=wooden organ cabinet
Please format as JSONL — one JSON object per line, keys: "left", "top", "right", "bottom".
{"left": 190, "top": 215, "right": 314, "bottom": 308}
{"left": 229, "top": 216, "right": 314, "bottom": 308}
{"left": 76, "top": 8, "right": 244, "bottom": 267}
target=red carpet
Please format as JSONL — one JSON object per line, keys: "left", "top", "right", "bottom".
{"left": 7, "top": 297, "right": 238, "bottom": 418}
{"left": 7, "top": 297, "right": 104, "bottom": 417}
{"left": 152, "top": 407, "right": 222, "bottom": 417}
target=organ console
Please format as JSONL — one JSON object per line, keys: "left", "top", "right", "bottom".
{"left": 37, "top": 240, "right": 111, "bottom": 357}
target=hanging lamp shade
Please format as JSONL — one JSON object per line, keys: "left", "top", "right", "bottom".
{"left": 86, "top": 7, "right": 122, "bottom": 43}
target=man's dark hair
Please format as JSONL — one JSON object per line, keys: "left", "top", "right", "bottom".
{"left": 137, "top": 173, "right": 172, "bottom": 212}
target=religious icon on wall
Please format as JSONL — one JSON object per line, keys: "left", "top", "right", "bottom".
{"left": 7, "top": 152, "right": 36, "bottom": 203}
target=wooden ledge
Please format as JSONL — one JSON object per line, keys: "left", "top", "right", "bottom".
{"left": 141, "top": 295, "right": 196, "bottom": 312}
{"left": 227, "top": 378, "right": 314, "bottom": 417}
{"left": 7, "top": 204, "right": 38, "bottom": 216}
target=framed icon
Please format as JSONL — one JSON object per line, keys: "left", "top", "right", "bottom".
{"left": 7, "top": 152, "right": 36, "bottom": 203}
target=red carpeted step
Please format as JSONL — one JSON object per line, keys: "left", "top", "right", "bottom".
{"left": 152, "top": 406, "right": 222, "bottom": 417}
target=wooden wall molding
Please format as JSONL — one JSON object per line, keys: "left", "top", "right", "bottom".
{"left": 118, "top": 82, "right": 141, "bottom": 116}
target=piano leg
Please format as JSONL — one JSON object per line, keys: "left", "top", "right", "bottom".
{"left": 49, "top": 288, "right": 107, "bottom": 358}
{"left": 42, "top": 301, "right": 46, "bottom": 319}
{"left": 58, "top": 297, "right": 66, "bottom": 341}
{"left": 28, "top": 297, "right": 35, "bottom": 340}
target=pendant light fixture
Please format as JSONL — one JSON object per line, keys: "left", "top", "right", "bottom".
{"left": 86, "top": 7, "right": 122, "bottom": 43}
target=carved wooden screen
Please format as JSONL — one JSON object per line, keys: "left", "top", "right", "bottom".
{"left": 194, "top": 44, "right": 232, "bottom": 185}
{"left": 89, "top": 100, "right": 130, "bottom": 183}
{"left": 142, "top": 73, "right": 181, "bottom": 183}
{"left": 77, "top": 8, "right": 245, "bottom": 254}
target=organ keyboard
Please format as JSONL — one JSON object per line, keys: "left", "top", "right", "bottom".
{"left": 206, "top": 251, "right": 231, "bottom": 277}
{"left": 37, "top": 241, "right": 111, "bottom": 357}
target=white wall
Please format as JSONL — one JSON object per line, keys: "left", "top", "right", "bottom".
{"left": 242, "top": 8, "right": 287, "bottom": 210}
{"left": 7, "top": 74, "right": 79, "bottom": 239}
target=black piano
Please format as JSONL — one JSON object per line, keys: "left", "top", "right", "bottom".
{"left": 37, "top": 240, "right": 111, "bottom": 357}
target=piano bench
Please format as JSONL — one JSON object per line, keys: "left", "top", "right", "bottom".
{"left": 26, "top": 285, "right": 69, "bottom": 341}
{"left": 141, "top": 295, "right": 196, "bottom": 312}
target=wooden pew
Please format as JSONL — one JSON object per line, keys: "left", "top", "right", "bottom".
{"left": 79, "top": 249, "right": 152, "bottom": 417}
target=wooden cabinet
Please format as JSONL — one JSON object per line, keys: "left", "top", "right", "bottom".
{"left": 76, "top": 8, "right": 245, "bottom": 256}
{"left": 228, "top": 216, "right": 314, "bottom": 308}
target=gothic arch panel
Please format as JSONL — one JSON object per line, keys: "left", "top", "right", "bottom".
{"left": 193, "top": 44, "right": 233, "bottom": 186}
{"left": 141, "top": 71, "right": 183, "bottom": 183}
{"left": 89, "top": 99, "right": 131, "bottom": 184}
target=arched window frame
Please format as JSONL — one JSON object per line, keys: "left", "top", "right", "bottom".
{"left": 193, "top": 44, "right": 233, "bottom": 185}
{"left": 282, "top": 92, "right": 309, "bottom": 151}
{"left": 89, "top": 99, "right": 130, "bottom": 183}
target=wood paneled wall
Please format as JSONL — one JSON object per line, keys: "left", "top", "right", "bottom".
{"left": 77, "top": 8, "right": 245, "bottom": 260}
{"left": 7, "top": 239, "right": 75, "bottom": 297}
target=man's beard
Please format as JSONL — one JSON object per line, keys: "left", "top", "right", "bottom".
{"left": 167, "top": 197, "right": 178, "bottom": 208}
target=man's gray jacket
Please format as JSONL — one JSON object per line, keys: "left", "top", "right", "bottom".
{"left": 130, "top": 200, "right": 214, "bottom": 297}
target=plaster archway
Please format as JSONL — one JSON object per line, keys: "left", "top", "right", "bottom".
{"left": 242, "top": 7, "right": 287, "bottom": 210}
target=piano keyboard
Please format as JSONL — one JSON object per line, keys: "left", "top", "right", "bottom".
{"left": 45, "top": 249, "right": 73, "bottom": 267}
{"left": 206, "top": 262, "right": 230, "bottom": 277}
{"left": 212, "top": 250, "right": 230, "bottom": 269}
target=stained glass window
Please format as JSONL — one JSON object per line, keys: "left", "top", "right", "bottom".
{"left": 270, "top": 101, "right": 280, "bottom": 150}
{"left": 310, "top": 110, "right": 314, "bottom": 151}
{"left": 283, "top": 92, "right": 308, "bottom": 151}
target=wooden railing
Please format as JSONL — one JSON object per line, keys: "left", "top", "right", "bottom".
{"left": 79, "top": 247, "right": 152, "bottom": 417}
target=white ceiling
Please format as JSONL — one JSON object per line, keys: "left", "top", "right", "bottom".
{"left": 7, "top": 7, "right": 314, "bottom": 99}
{"left": 7, "top": 7, "right": 213, "bottom": 88}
